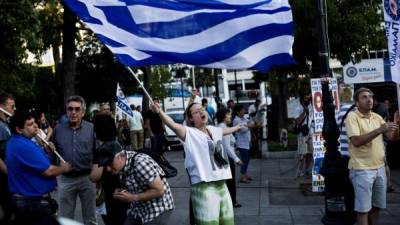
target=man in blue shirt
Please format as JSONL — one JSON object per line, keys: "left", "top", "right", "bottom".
{"left": 6, "top": 110, "right": 71, "bottom": 225}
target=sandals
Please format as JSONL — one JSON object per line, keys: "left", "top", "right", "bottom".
{"left": 233, "top": 203, "right": 242, "bottom": 208}
{"left": 239, "top": 178, "right": 250, "bottom": 183}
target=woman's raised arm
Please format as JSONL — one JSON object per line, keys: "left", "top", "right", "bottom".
{"left": 151, "top": 102, "right": 186, "bottom": 141}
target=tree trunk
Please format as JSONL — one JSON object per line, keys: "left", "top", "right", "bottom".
{"left": 268, "top": 84, "right": 280, "bottom": 141}
{"left": 62, "top": 7, "right": 77, "bottom": 102}
{"left": 52, "top": 44, "right": 60, "bottom": 67}
{"left": 277, "top": 80, "right": 289, "bottom": 129}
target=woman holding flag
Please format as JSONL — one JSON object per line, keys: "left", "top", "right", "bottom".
{"left": 151, "top": 101, "right": 241, "bottom": 225}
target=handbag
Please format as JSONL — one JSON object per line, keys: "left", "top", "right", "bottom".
{"left": 134, "top": 150, "right": 178, "bottom": 178}
{"left": 293, "top": 110, "right": 309, "bottom": 135}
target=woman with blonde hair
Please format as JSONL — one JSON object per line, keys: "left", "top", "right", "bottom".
{"left": 151, "top": 101, "right": 241, "bottom": 225}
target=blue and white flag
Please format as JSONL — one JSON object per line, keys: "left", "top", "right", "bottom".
{"left": 383, "top": 0, "right": 400, "bottom": 83}
{"left": 64, "top": 0, "right": 295, "bottom": 72}
{"left": 116, "top": 83, "right": 133, "bottom": 118}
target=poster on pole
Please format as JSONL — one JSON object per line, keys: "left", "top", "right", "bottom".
{"left": 310, "top": 78, "right": 340, "bottom": 133}
{"left": 312, "top": 133, "right": 325, "bottom": 192}
{"left": 310, "top": 78, "right": 340, "bottom": 192}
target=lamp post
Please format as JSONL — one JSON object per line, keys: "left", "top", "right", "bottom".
{"left": 316, "top": 0, "right": 356, "bottom": 224}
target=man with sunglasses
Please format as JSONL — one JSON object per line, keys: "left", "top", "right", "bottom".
{"left": 53, "top": 95, "right": 97, "bottom": 225}
{"left": 0, "top": 93, "right": 16, "bottom": 223}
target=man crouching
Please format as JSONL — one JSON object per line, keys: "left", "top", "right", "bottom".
{"left": 95, "top": 141, "right": 174, "bottom": 225}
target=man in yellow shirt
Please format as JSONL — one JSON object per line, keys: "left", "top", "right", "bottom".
{"left": 345, "top": 87, "right": 399, "bottom": 225}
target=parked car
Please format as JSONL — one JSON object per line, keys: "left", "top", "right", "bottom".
{"left": 165, "top": 110, "right": 185, "bottom": 150}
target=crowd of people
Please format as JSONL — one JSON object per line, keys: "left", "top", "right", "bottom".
{"left": 1, "top": 86, "right": 396, "bottom": 225}
{"left": 0, "top": 91, "right": 265, "bottom": 225}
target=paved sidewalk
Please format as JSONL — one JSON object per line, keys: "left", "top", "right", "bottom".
{"left": 164, "top": 151, "right": 400, "bottom": 225}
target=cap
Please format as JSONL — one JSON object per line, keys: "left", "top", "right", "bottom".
{"left": 94, "top": 141, "right": 123, "bottom": 167}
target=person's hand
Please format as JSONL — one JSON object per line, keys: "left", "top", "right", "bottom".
{"left": 235, "top": 123, "right": 242, "bottom": 131}
{"left": 380, "top": 122, "right": 399, "bottom": 134}
{"left": 236, "top": 160, "right": 243, "bottom": 165}
{"left": 394, "top": 111, "right": 400, "bottom": 124}
{"left": 113, "top": 189, "right": 135, "bottom": 202}
{"left": 151, "top": 101, "right": 161, "bottom": 114}
{"left": 60, "top": 161, "right": 71, "bottom": 173}
{"left": 191, "top": 89, "right": 198, "bottom": 99}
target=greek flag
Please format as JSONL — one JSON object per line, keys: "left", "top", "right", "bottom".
{"left": 116, "top": 83, "right": 133, "bottom": 118}
{"left": 64, "top": 0, "right": 295, "bottom": 72}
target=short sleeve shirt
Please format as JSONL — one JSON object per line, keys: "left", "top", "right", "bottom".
{"left": 232, "top": 116, "right": 250, "bottom": 149}
{"left": 345, "top": 110, "right": 385, "bottom": 170}
{"left": 0, "top": 120, "right": 11, "bottom": 160}
{"left": 6, "top": 135, "right": 56, "bottom": 196}
{"left": 121, "top": 151, "right": 174, "bottom": 223}
{"left": 183, "top": 126, "right": 231, "bottom": 184}
{"left": 128, "top": 111, "right": 143, "bottom": 131}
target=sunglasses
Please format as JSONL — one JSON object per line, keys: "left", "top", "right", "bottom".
{"left": 67, "top": 106, "right": 82, "bottom": 112}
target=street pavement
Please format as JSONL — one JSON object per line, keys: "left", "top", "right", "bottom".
{"left": 163, "top": 151, "right": 400, "bottom": 225}
{"left": 4, "top": 150, "right": 398, "bottom": 225}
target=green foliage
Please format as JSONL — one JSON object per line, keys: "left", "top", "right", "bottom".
{"left": 186, "top": 67, "right": 214, "bottom": 88}
{"left": 150, "top": 65, "right": 173, "bottom": 99}
{"left": 75, "top": 32, "right": 134, "bottom": 106}
{"left": 290, "top": 0, "right": 385, "bottom": 75}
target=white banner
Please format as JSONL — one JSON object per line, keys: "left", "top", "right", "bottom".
{"left": 383, "top": 0, "right": 400, "bottom": 84}
{"left": 343, "top": 58, "right": 385, "bottom": 84}
{"left": 116, "top": 83, "right": 133, "bottom": 118}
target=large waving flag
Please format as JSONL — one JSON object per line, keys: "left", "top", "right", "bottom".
{"left": 64, "top": 0, "right": 295, "bottom": 72}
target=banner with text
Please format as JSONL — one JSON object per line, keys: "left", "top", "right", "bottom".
{"left": 312, "top": 133, "right": 325, "bottom": 192}
{"left": 383, "top": 0, "right": 400, "bottom": 84}
{"left": 310, "top": 78, "right": 339, "bottom": 192}
{"left": 310, "top": 78, "right": 340, "bottom": 133}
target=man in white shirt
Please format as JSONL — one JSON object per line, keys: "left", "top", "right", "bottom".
{"left": 128, "top": 104, "right": 144, "bottom": 150}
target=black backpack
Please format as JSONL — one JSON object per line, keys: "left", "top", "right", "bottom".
{"left": 134, "top": 150, "right": 178, "bottom": 178}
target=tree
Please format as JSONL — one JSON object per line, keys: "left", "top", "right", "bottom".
{"left": 290, "top": 0, "right": 385, "bottom": 76}
{"left": 257, "top": 0, "right": 386, "bottom": 140}
{"left": 0, "top": 0, "right": 43, "bottom": 101}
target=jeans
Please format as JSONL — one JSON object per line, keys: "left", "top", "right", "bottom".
{"left": 11, "top": 195, "right": 54, "bottom": 225}
{"left": 237, "top": 148, "right": 250, "bottom": 174}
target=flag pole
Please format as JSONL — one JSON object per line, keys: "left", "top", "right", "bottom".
{"left": 36, "top": 134, "right": 67, "bottom": 163}
{"left": 0, "top": 107, "right": 12, "bottom": 117}
{"left": 125, "top": 67, "right": 153, "bottom": 104}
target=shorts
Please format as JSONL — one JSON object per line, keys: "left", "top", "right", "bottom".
{"left": 297, "top": 135, "right": 312, "bottom": 155}
{"left": 349, "top": 167, "right": 386, "bottom": 213}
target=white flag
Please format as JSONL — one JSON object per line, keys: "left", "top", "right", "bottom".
{"left": 116, "top": 83, "right": 133, "bottom": 118}
{"left": 383, "top": 0, "right": 400, "bottom": 83}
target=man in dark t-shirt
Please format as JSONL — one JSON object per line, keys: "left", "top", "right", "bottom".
{"left": 144, "top": 98, "right": 165, "bottom": 154}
